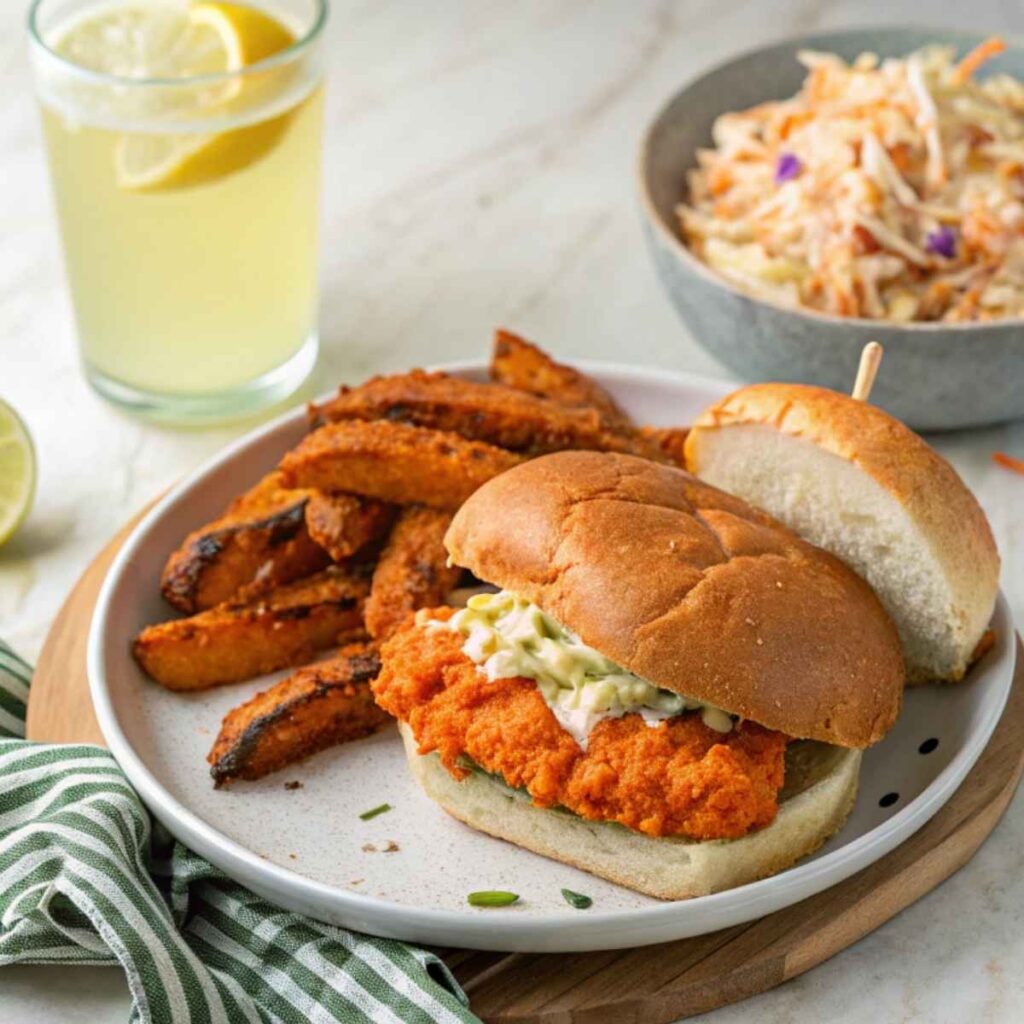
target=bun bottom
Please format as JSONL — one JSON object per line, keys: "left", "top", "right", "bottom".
{"left": 398, "top": 723, "right": 860, "bottom": 899}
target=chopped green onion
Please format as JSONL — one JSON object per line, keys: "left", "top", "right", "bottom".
{"left": 359, "top": 803, "right": 391, "bottom": 821}
{"left": 560, "top": 888, "right": 592, "bottom": 910}
{"left": 467, "top": 890, "right": 519, "bottom": 907}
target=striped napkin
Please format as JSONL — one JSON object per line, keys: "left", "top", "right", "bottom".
{"left": 0, "top": 640, "right": 479, "bottom": 1024}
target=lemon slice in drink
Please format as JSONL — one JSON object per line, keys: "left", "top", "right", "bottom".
{"left": 117, "top": 3, "right": 297, "bottom": 191}
{"left": 53, "top": 3, "right": 247, "bottom": 81}
{"left": 191, "top": 1, "right": 296, "bottom": 66}
{"left": 115, "top": 104, "right": 295, "bottom": 190}
{"left": 0, "top": 399, "right": 36, "bottom": 548}
{"left": 54, "top": 2, "right": 297, "bottom": 191}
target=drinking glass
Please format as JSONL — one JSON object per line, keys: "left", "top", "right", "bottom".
{"left": 28, "top": 0, "right": 328, "bottom": 422}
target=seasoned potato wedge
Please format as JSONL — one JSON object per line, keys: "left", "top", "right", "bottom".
{"left": 365, "top": 507, "right": 462, "bottom": 641}
{"left": 134, "top": 567, "right": 369, "bottom": 691}
{"left": 639, "top": 426, "right": 690, "bottom": 468}
{"left": 490, "top": 328, "right": 632, "bottom": 428}
{"left": 208, "top": 643, "right": 388, "bottom": 785}
{"left": 280, "top": 420, "right": 523, "bottom": 510}
{"left": 160, "top": 471, "right": 328, "bottom": 614}
{"left": 309, "top": 369, "right": 660, "bottom": 459}
{"left": 304, "top": 492, "right": 394, "bottom": 562}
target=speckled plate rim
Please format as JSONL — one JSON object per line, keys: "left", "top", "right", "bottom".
{"left": 636, "top": 24, "right": 1024, "bottom": 333}
{"left": 87, "top": 361, "right": 1016, "bottom": 952}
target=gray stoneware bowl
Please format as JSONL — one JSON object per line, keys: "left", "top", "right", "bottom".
{"left": 639, "top": 27, "right": 1024, "bottom": 431}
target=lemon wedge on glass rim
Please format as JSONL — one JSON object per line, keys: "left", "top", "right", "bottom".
{"left": 190, "top": 1, "right": 296, "bottom": 68}
{"left": 0, "top": 398, "right": 36, "bottom": 548}
{"left": 54, "top": 2, "right": 299, "bottom": 191}
{"left": 118, "top": 3, "right": 297, "bottom": 191}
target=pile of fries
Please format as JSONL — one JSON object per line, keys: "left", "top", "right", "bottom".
{"left": 132, "top": 331, "right": 689, "bottom": 786}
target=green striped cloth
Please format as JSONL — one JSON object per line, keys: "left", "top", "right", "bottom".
{"left": 0, "top": 639, "right": 479, "bottom": 1024}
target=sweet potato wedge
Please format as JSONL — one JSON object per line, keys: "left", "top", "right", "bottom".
{"left": 160, "top": 471, "right": 328, "bottom": 614}
{"left": 208, "top": 643, "right": 388, "bottom": 785}
{"left": 134, "top": 566, "right": 369, "bottom": 691}
{"left": 490, "top": 328, "right": 632, "bottom": 428}
{"left": 304, "top": 492, "right": 394, "bottom": 562}
{"left": 639, "top": 426, "right": 690, "bottom": 468}
{"left": 280, "top": 420, "right": 524, "bottom": 510}
{"left": 309, "top": 369, "right": 661, "bottom": 459}
{"left": 365, "top": 507, "right": 462, "bottom": 641}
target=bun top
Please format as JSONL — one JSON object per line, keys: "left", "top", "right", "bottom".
{"left": 683, "top": 383, "right": 1000, "bottom": 683}
{"left": 446, "top": 451, "right": 904, "bottom": 748}
{"left": 684, "top": 384, "right": 997, "bottom": 580}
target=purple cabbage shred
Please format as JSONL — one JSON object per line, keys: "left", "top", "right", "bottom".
{"left": 774, "top": 152, "right": 803, "bottom": 184}
{"left": 926, "top": 227, "right": 957, "bottom": 259}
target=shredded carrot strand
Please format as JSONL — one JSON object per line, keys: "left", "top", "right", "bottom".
{"left": 951, "top": 37, "right": 1007, "bottom": 84}
{"left": 993, "top": 451, "right": 1024, "bottom": 474}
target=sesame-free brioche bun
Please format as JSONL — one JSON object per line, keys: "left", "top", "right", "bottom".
{"left": 684, "top": 384, "right": 1000, "bottom": 684}
{"left": 445, "top": 451, "right": 904, "bottom": 748}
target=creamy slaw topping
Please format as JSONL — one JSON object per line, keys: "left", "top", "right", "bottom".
{"left": 429, "top": 591, "right": 733, "bottom": 749}
{"left": 679, "top": 38, "right": 1024, "bottom": 322}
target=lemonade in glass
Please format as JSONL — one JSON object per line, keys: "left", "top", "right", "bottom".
{"left": 28, "top": 0, "right": 327, "bottom": 422}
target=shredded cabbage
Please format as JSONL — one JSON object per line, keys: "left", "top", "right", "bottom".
{"left": 431, "top": 591, "right": 734, "bottom": 749}
{"left": 678, "top": 38, "right": 1024, "bottom": 322}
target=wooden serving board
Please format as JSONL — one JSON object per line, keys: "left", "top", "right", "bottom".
{"left": 26, "top": 509, "right": 1024, "bottom": 1024}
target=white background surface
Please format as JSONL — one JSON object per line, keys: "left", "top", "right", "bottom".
{"left": 1, "top": 1, "right": 1022, "bottom": 1021}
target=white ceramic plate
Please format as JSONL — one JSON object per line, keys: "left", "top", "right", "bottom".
{"left": 88, "top": 363, "right": 1016, "bottom": 953}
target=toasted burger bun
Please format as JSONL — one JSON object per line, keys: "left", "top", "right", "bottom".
{"left": 683, "top": 384, "right": 1000, "bottom": 684}
{"left": 399, "top": 723, "right": 859, "bottom": 900}
{"left": 446, "top": 451, "right": 904, "bottom": 748}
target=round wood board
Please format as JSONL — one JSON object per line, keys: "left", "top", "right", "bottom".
{"left": 26, "top": 507, "right": 1024, "bottom": 1024}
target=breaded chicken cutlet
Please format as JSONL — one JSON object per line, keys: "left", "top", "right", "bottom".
{"left": 375, "top": 611, "right": 788, "bottom": 840}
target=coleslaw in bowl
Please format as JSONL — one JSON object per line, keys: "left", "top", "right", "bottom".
{"left": 679, "top": 38, "right": 1024, "bottom": 323}
{"left": 639, "top": 27, "right": 1024, "bottom": 430}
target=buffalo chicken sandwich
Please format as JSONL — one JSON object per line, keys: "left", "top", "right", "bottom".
{"left": 372, "top": 451, "right": 905, "bottom": 899}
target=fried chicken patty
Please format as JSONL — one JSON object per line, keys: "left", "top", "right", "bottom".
{"left": 374, "top": 612, "right": 789, "bottom": 840}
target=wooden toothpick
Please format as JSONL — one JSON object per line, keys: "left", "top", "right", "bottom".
{"left": 851, "top": 341, "right": 883, "bottom": 402}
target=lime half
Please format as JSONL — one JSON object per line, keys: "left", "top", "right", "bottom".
{"left": 0, "top": 399, "right": 36, "bottom": 547}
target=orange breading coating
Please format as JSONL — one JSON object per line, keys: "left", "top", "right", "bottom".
{"left": 208, "top": 643, "right": 388, "bottom": 785}
{"left": 375, "top": 615, "right": 789, "bottom": 841}
{"left": 489, "top": 329, "right": 632, "bottom": 429}
{"left": 279, "top": 420, "right": 524, "bottom": 510}
{"left": 303, "top": 492, "right": 394, "bottom": 562}
{"left": 638, "top": 425, "right": 690, "bottom": 469}
{"left": 134, "top": 567, "right": 369, "bottom": 691}
{"left": 309, "top": 369, "right": 659, "bottom": 459}
{"left": 364, "top": 507, "right": 462, "bottom": 641}
{"left": 160, "top": 471, "right": 329, "bottom": 613}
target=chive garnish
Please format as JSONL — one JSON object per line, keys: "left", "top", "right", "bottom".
{"left": 359, "top": 803, "right": 391, "bottom": 821}
{"left": 467, "top": 890, "right": 519, "bottom": 907}
{"left": 560, "top": 889, "right": 592, "bottom": 910}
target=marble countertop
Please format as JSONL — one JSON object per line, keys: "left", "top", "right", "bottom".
{"left": 2, "top": 1, "right": 1022, "bottom": 1020}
